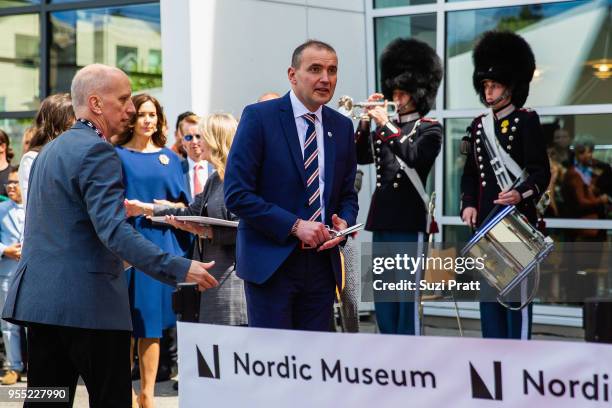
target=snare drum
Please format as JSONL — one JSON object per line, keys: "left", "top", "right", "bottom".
{"left": 461, "top": 205, "right": 554, "bottom": 298}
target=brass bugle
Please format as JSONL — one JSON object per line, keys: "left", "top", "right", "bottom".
{"left": 337, "top": 95, "right": 397, "bottom": 120}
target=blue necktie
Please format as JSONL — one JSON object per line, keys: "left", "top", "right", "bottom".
{"left": 302, "top": 113, "right": 322, "bottom": 222}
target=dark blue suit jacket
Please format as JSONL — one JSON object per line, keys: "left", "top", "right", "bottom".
{"left": 224, "top": 93, "right": 358, "bottom": 286}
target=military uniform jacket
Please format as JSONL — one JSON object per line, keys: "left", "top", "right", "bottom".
{"left": 460, "top": 105, "right": 551, "bottom": 227}
{"left": 356, "top": 112, "right": 442, "bottom": 232}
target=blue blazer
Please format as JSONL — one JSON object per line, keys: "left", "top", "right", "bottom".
{"left": 0, "top": 200, "right": 23, "bottom": 278}
{"left": 1, "top": 122, "right": 191, "bottom": 331}
{"left": 224, "top": 92, "right": 358, "bottom": 285}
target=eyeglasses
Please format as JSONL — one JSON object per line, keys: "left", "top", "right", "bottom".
{"left": 183, "top": 134, "right": 201, "bottom": 142}
{"left": 4, "top": 181, "right": 18, "bottom": 189}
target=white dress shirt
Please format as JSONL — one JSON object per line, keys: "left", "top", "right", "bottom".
{"left": 19, "top": 150, "right": 39, "bottom": 210}
{"left": 289, "top": 90, "right": 326, "bottom": 223}
{"left": 187, "top": 157, "right": 209, "bottom": 199}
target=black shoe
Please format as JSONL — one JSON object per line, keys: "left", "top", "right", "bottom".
{"left": 156, "top": 365, "right": 172, "bottom": 382}
{"left": 131, "top": 364, "right": 140, "bottom": 380}
{"left": 173, "top": 381, "right": 178, "bottom": 391}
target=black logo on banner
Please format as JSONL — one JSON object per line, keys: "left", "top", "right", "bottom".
{"left": 197, "top": 345, "right": 220, "bottom": 379}
{"left": 470, "top": 361, "right": 503, "bottom": 400}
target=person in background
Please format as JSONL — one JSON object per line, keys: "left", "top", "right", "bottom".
{"left": 170, "top": 111, "right": 196, "bottom": 159}
{"left": 460, "top": 31, "right": 550, "bottom": 340}
{"left": 19, "top": 93, "right": 75, "bottom": 209}
{"left": 179, "top": 114, "right": 213, "bottom": 202}
{"left": 142, "top": 112, "right": 212, "bottom": 384}
{"left": 126, "top": 113, "right": 247, "bottom": 326}
{"left": 257, "top": 92, "right": 281, "bottom": 102}
{"left": 0, "top": 168, "right": 24, "bottom": 385}
{"left": 20, "top": 127, "right": 34, "bottom": 157}
{"left": 552, "top": 128, "right": 573, "bottom": 166}
{"left": 561, "top": 136, "right": 609, "bottom": 240}
{"left": 159, "top": 112, "right": 210, "bottom": 383}
{"left": 114, "top": 93, "right": 192, "bottom": 408}
{"left": 355, "top": 38, "right": 443, "bottom": 335}
{"left": 0, "top": 130, "right": 14, "bottom": 199}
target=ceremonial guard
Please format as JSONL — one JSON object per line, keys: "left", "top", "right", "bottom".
{"left": 460, "top": 31, "right": 551, "bottom": 340}
{"left": 356, "top": 38, "right": 443, "bottom": 335}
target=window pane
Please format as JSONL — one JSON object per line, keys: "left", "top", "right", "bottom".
{"left": 443, "top": 117, "right": 471, "bottom": 216}
{"left": 49, "top": 3, "right": 162, "bottom": 96}
{"left": 0, "top": 118, "right": 33, "bottom": 163}
{"left": 446, "top": 1, "right": 612, "bottom": 109}
{"left": 444, "top": 114, "right": 612, "bottom": 222}
{"left": 0, "top": 1, "right": 39, "bottom": 7}
{"left": 374, "top": 14, "right": 436, "bottom": 96}
{"left": 374, "top": 0, "right": 434, "bottom": 7}
{"left": 0, "top": 14, "right": 40, "bottom": 112}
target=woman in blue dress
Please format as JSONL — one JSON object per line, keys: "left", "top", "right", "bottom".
{"left": 114, "top": 94, "right": 190, "bottom": 408}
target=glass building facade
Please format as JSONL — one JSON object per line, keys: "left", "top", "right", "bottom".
{"left": 369, "top": 0, "right": 612, "bottom": 324}
{"left": 0, "top": 0, "right": 161, "bottom": 159}
{"left": 0, "top": 0, "right": 609, "bottom": 326}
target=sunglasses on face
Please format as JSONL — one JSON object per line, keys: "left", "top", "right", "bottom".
{"left": 183, "top": 134, "right": 201, "bottom": 142}
{"left": 4, "top": 181, "right": 18, "bottom": 189}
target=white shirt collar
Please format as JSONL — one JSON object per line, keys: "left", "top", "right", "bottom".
{"left": 289, "top": 90, "right": 323, "bottom": 123}
{"left": 495, "top": 104, "right": 516, "bottom": 120}
{"left": 399, "top": 112, "right": 420, "bottom": 124}
{"left": 187, "top": 157, "right": 205, "bottom": 169}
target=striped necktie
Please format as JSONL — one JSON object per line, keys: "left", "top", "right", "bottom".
{"left": 302, "top": 113, "right": 322, "bottom": 222}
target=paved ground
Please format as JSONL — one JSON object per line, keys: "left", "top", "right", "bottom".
{"left": 0, "top": 314, "right": 584, "bottom": 407}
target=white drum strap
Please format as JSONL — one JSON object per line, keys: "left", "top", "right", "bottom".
{"left": 394, "top": 120, "right": 432, "bottom": 233}
{"left": 481, "top": 110, "right": 525, "bottom": 190}
{"left": 414, "top": 231, "right": 424, "bottom": 336}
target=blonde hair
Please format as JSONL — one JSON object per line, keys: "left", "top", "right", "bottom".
{"left": 199, "top": 113, "right": 237, "bottom": 181}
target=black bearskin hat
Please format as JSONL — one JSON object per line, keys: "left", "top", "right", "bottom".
{"left": 380, "top": 38, "right": 443, "bottom": 116}
{"left": 472, "top": 31, "right": 536, "bottom": 108}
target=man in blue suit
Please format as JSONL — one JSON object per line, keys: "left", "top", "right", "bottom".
{"left": 1, "top": 64, "right": 218, "bottom": 407}
{"left": 225, "top": 40, "right": 358, "bottom": 331}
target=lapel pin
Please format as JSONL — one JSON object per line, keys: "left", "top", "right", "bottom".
{"left": 327, "top": 131, "right": 332, "bottom": 138}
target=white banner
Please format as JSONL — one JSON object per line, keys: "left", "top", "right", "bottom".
{"left": 178, "top": 322, "right": 612, "bottom": 407}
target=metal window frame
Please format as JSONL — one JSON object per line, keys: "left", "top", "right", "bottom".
{"left": 371, "top": 0, "right": 583, "bottom": 17}
{"left": 0, "top": 0, "right": 158, "bottom": 119}
{"left": 366, "top": 0, "right": 611, "bottom": 327}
